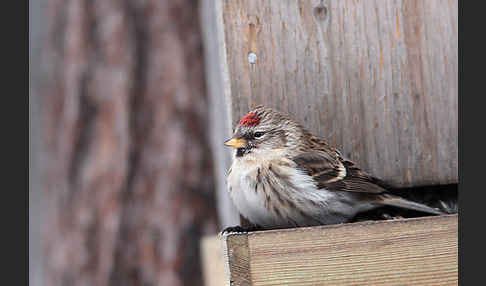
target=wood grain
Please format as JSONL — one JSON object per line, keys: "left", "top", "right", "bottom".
{"left": 223, "top": 233, "right": 251, "bottom": 286}
{"left": 216, "top": 0, "right": 458, "bottom": 187}
{"left": 220, "top": 215, "right": 458, "bottom": 286}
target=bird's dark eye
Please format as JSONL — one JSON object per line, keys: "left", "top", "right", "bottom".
{"left": 254, "top": 132, "right": 264, "bottom": 138}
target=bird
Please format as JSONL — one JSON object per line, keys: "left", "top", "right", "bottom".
{"left": 223, "top": 106, "right": 444, "bottom": 231}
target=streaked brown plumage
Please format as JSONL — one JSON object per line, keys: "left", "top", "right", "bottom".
{"left": 224, "top": 106, "right": 443, "bottom": 230}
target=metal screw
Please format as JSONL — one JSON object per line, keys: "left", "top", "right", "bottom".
{"left": 248, "top": 52, "right": 257, "bottom": 64}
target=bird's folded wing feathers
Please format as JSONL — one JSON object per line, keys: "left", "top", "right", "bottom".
{"left": 292, "top": 151, "right": 388, "bottom": 194}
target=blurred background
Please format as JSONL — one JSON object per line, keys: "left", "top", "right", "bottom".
{"left": 29, "top": 0, "right": 238, "bottom": 285}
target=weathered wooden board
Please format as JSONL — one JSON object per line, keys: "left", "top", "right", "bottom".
{"left": 211, "top": 215, "right": 457, "bottom": 286}
{"left": 201, "top": 0, "right": 241, "bottom": 227}
{"left": 201, "top": 236, "right": 228, "bottom": 286}
{"left": 214, "top": 0, "right": 457, "bottom": 187}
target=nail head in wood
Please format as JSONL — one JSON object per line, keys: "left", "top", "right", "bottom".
{"left": 248, "top": 52, "right": 257, "bottom": 64}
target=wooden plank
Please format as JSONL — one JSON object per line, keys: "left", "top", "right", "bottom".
{"left": 216, "top": 0, "right": 458, "bottom": 187}
{"left": 221, "top": 214, "right": 457, "bottom": 286}
{"left": 201, "top": 0, "right": 241, "bottom": 226}
{"left": 201, "top": 236, "right": 228, "bottom": 286}
{"left": 223, "top": 234, "right": 251, "bottom": 286}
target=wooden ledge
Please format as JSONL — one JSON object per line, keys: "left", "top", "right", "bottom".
{"left": 201, "top": 214, "right": 458, "bottom": 286}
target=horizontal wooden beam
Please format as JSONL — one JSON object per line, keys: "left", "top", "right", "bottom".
{"left": 202, "top": 215, "right": 458, "bottom": 286}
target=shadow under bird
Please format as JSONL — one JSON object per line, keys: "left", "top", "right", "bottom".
{"left": 223, "top": 106, "right": 445, "bottom": 232}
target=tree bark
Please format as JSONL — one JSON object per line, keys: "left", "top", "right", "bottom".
{"left": 43, "top": 1, "right": 218, "bottom": 285}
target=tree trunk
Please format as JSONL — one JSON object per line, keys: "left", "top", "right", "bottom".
{"left": 43, "top": 1, "right": 218, "bottom": 285}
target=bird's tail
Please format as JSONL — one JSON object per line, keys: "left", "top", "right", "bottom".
{"left": 378, "top": 194, "right": 445, "bottom": 215}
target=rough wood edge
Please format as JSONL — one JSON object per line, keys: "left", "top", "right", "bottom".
{"left": 222, "top": 233, "right": 251, "bottom": 286}
{"left": 246, "top": 213, "right": 458, "bottom": 238}
{"left": 214, "top": 0, "right": 235, "bottom": 131}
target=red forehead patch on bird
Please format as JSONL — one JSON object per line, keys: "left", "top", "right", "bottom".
{"left": 238, "top": 112, "right": 260, "bottom": 126}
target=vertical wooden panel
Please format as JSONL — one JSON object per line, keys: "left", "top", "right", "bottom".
{"left": 201, "top": 0, "right": 240, "bottom": 227}
{"left": 201, "top": 236, "right": 227, "bottom": 286}
{"left": 216, "top": 0, "right": 457, "bottom": 187}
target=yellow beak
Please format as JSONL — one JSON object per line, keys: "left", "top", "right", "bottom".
{"left": 224, "top": 138, "right": 248, "bottom": 148}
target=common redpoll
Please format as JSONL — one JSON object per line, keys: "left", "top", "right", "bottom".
{"left": 224, "top": 106, "right": 443, "bottom": 230}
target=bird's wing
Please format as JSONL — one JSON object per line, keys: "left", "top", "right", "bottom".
{"left": 292, "top": 151, "right": 388, "bottom": 194}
